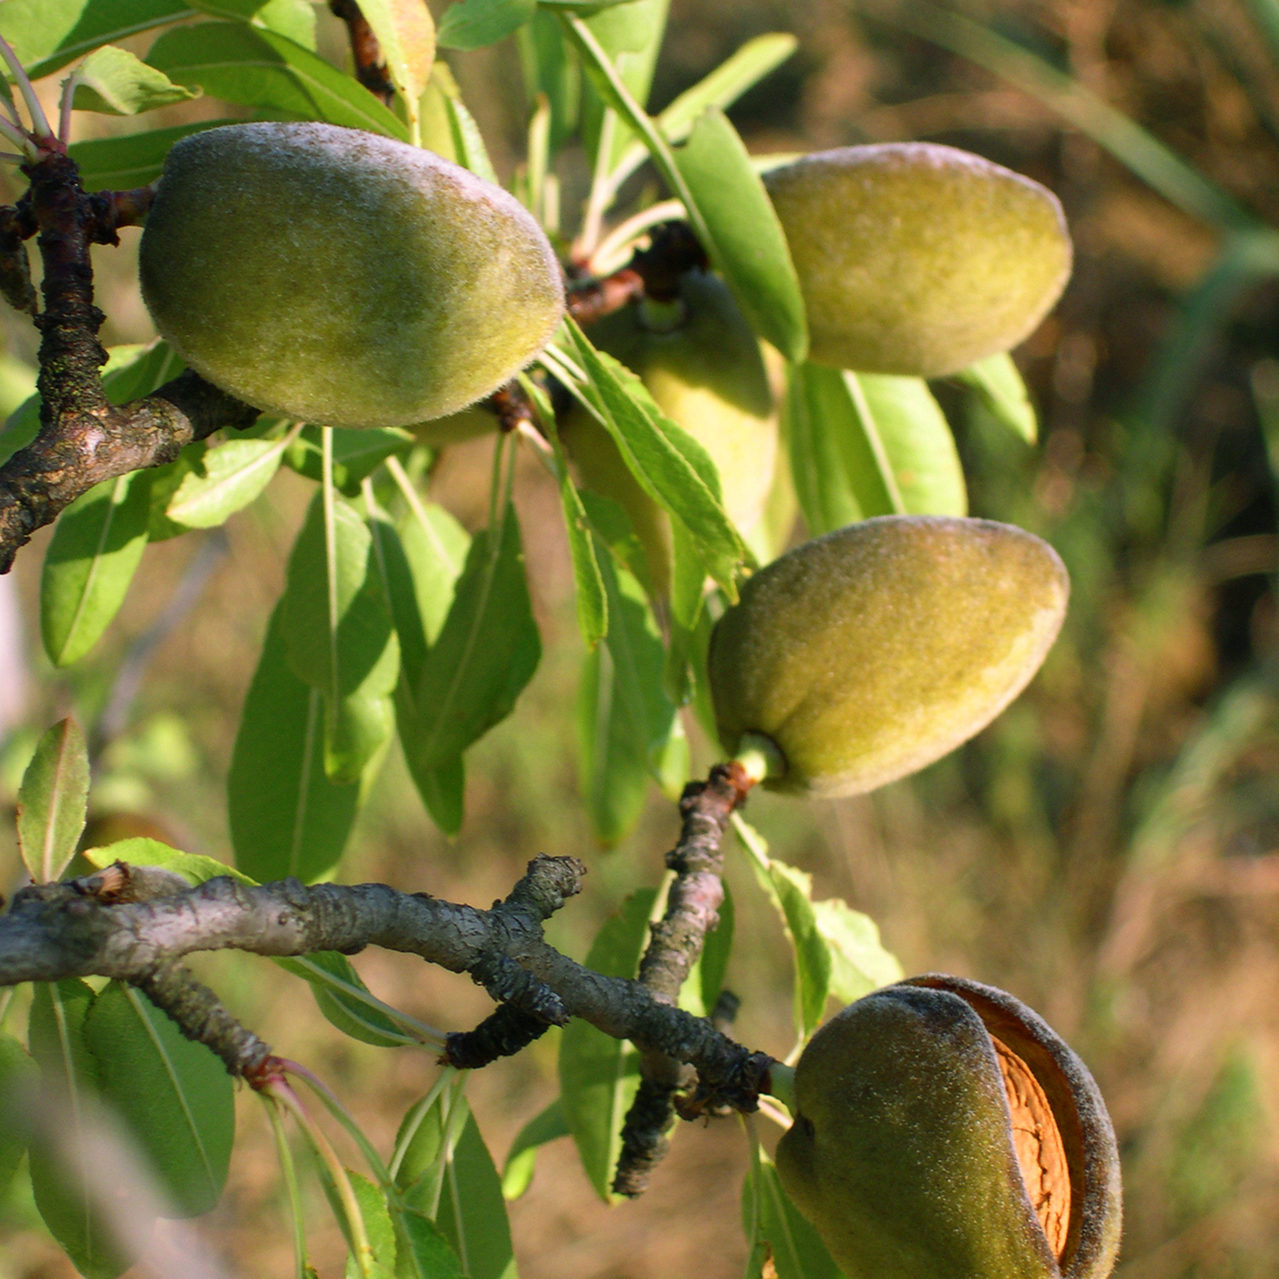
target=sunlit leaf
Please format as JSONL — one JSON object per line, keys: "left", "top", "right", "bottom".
{"left": 165, "top": 435, "right": 289, "bottom": 528}
{"left": 0, "top": 0, "right": 190, "bottom": 80}
{"left": 41, "top": 470, "right": 151, "bottom": 667}
{"left": 146, "top": 22, "right": 409, "bottom": 139}
{"left": 71, "top": 45, "right": 200, "bottom": 114}
{"left": 672, "top": 108, "right": 808, "bottom": 363}
{"left": 16, "top": 718, "right": 89, "bottom": 883}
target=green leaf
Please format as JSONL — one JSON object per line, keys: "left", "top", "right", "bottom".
{"left": 671, "top": 108, "right": 808, "bottom": 363}
{"left": 955, "top": 350, "right": 1038, "bottom": 444}
{"left": 27, "top": 980, "right": 136, "bottom": 1279}
{"left": 276, "top": 952, "right": 417, "bottom": 1048}
{"left": 146, "top": 22, "right": 409, "bottom": 139}
{"left": 501, "top": 1098, "right": 568, "bottom": 1200}
{"left": 810, "top": 899, "right": 902, "bottom": 1005}
{"left": 343, "top": 1170, "right": 398, "bottom": 1279}
{"left": 189, "top": 0, "right": 317, "bottom": 47}
{"left": 651, "top": 34, "right": 795, "bottom": 152}
{"left": 41, "top": 469, "right": 151, "bottom": 667}
{"left": 16, "top": 717, "right": 89, "bottom": 883}
{"left": 559, "top": 889, "right": 653, "bottom": 1201}
{"left": 853, "top": 373, "right": 967, "bottom": 517}
{"left": 698, "top": 878, "right": 733, "bottom": 1016}
{"left": 744, "top": 1155, "right": 841, "bottom": 1279}
{"left": 71, "top": 45, "right": 200, "bottom": 114}
{"left": 284, "top": 426, "right": 412, "bottom": 493}
{"left": 69, "top": 120, "right": 238, "bottom": 189}
{"left": 396, "top": 1209, "right": 465, "bottom": 1279}
{"left": 227, "top": 601, "right": 361, "bottom": 882}
{"left": 279, "top": 493, "right": 400, "bottom": 780}
{"left": 82, "top": 982, "right": 234, "bottom": 1217}
{"left": 575, "top": 554, "right": 681, "bottom": 844}
{"left": 82, "top": 835, "right": 254, "bottom": 885}
{"left": 359, "top": 0, "right": 436, "bottom": 100}
{"left": 0, "top": 1032, "right": 38, "bottom": 1195}
{"left": 427, "top": 62, "right": 499, "bottom": 183}
{"left": 437, "top": 0, "right": 535, "bottom": 51}
{"left": 786, "top": 365, "right": 965, "bottom": 533}
{"left": 165, "top": 435, "right": 288, "bottom": 528}
{"left": 737, "top": 820, "right": 830, "bottom": 1042}
{"left": 563, "top": 322, "right": 747, "bottom": 591}
{"left": 0, "top": 0, "right": 191, "bottom": 81}
{"left": 534, "top": 387, "right": 607, "bottom": 649}
{"left": 403, "top": 504, "right": 540, "bottom": 772}
{"left": 367, "top": 502, "right": 471, "bottom": 834}
{"left": 395, "top": 1089, "right": 517, "bottom": 1279}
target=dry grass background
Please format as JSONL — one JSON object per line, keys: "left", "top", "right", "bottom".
{"left": 3, "top": 0, "right": 1279, "bottom": 1275}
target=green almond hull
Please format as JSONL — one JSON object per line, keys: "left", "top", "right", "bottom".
{"left": 708, "top": 515, "right": 1069, "bottom": 795}
{"left": 764, "top": 143, "right": 1071, "bottom": 377}
{"left": 140, "top": 122, "right": 564, "bottom": 429}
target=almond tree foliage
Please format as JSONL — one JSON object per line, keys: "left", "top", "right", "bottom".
{"left": 0, "top": 3, "right": 1102, "bottom": 1277}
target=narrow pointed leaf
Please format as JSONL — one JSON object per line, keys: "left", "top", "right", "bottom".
{"left": 564, "top": 321, "right": 746, "bottom": 590}
{"left": 852, "top": 373, "right": 967, "bottom": 517}
{"left": 228, "top": 602, "right": 361, "bottom": 882}
{"left": 284, "top": 425, "right": 413, "bottom": 493}
{"left": 575, "top": 554, "right": 680, "bottom": 843}
{"left": 404, "top": 504, "right": 540, "bottom": 771}
{"left": 397, "top": 1209, "right": 466, "bottom": 1279}
{"left": 72, "top": 45, "right": 200, "bottom": 115}
{"left": 146, "top": 22, "right": 409, "bottom": 139}
{"left": 737, "top": 821, "right": 831, "bottom": 1041}
{"left": 810, "top": 899, "right": 903, "bottom": 1005}
{"left": 82, "top": 835, "right": 254, "bottom": 888}
{"left": 0, "top": 0, "right": 191, "bottom": 80}
{"left": 501, "top": 1099, "right": 568, "bottom": 1200}
{"left": 188, "top": 0, "right": 317, "bottom": 45}
{"left": 165, "top": 435, "right": 288, "bottom": 528}
{"left": 342, "top": 1169, "right": 398, "bottom": 1279}
{"left": 16, "top": 718, "right": 89, "bottom": 883}
{"left": 396, "top": 1090, "right": 516, "bottom": 1279}
{"left": 279, "top": 493, "right": 400, "bottom": 778}
{"left": 744, "top": 1156, "right": 842, "bottom": 1279}
{"left": 41, "top": 470, "right": 151, "bottom": 667}
{"left": 275, "top": 952, "right": 417, "bottom": 1048}
{"left": 559, "top": 889, "right": 653, "bottom": 1201}
{"left": 82, "top": 982, "right": 234, "bottom": 1217}
{"left": 956, "top": 350, "right": 1038, "bottom": 443}
{"left": 367, "top": 503, "right": 470, "bottom": 833}
{"left": 437, "top": 0, "right": 534, "bottom": 51}
{"left": 671, "top": 108, "right": 808, "bottom": 363}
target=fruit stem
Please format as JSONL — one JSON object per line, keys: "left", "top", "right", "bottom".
{"left": 734, "top": 732, "right": 787, "bottom": 787}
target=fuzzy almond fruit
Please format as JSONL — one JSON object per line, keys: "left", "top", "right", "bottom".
{"left": 564, "top": 269, "right": 777, "bottom": 595}
{"left": 763, "top": 142, "right": 1071, "bottom": 377}
{"left": 139, "top": 122, "right": 565, "bottom": 429}
{"left": 775, "top": 975, "right": 1122, "bottom": 1279}
{"left": 707, "top": 515, "right": 1068, "bottom": 795}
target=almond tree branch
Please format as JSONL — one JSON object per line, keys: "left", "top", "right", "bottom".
{"left": 0, "top": 857, "right": 775, "bottom": 1113}
{"left": 613, "top": 761, "right": 755, "bottom": 1196}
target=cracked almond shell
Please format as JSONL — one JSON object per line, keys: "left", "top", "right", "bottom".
{"left": 763, "top": 143, "right": 1071, "bottom": 377}
{"left": 775, "top": 975, "right": 1122, "bottom": 1279}
{"left": 707, "top": 515, "right": 1068, "bottom": 795}
{"left": 140, "top": 122, "right": 565, "bottom": 429}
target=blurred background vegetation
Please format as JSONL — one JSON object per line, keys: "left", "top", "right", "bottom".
{"left": 3, "top": 0, "right": 1279, "bottom": 1275}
